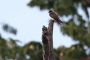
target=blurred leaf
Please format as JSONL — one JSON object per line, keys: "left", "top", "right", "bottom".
{"left": 2, "top": 24, "right": 17, "bottom": 35}
{"left": 24, "top": 41, "right": 43, "bottom": 60}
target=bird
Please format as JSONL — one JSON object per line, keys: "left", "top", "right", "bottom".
{"left": 49, "top": 9, "right": 63, "bottom": 24}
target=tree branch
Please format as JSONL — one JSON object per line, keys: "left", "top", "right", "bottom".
{"left": 42, "top": 20, "right": 54, "bottom": 60}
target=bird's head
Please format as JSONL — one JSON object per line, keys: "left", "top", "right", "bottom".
{"left": 48, "top": 9, "right": 54, "bottom": 14}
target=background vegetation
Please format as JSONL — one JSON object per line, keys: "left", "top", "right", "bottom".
{"left": 0, "top": 0, "right": 90, "bottom": 60}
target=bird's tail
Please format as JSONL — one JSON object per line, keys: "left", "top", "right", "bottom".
{"left": 57, "top": 19, "right": 63, "bottom": 25}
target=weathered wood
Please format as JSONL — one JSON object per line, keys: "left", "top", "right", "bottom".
{"left": 42, "top": 20, "right": 54, "bottom": 60}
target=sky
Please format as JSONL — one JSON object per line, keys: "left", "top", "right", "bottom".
{"left": 0, "top": 0, "right": 78, "bottom": 48}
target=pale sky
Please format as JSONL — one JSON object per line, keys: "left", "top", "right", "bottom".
{"left": 0, "top": 0, "right": 78, "bottom": 48}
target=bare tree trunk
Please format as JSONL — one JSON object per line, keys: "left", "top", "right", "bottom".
{"left": 42, "top": 20, "right": 55, "bottom": 60}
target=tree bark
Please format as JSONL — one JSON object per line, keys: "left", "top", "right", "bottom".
{"left": 42, "top": 20, "right": 54, "bottom": 60}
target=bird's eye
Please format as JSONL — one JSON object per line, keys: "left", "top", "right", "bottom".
{"left": 49, "top": 10, "right": 52, "bottom": 13}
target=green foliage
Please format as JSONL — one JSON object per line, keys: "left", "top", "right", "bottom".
{"left": 55, "top": 44, "right": 87, "bottom": 60}
{"left": 28, "top": 0, "right": 90, "bottom": 16}
{"left": 0, "top": 0, "right": 90, "bottom": 60}
{"left": 28, "top": 0, "right": 90, "bottom": 60}
{"left": 24, "top": 41, "right": 43, "bottom": 60}
{"left": 28, "top": 0, "right": 90, "bottom": 47}
{"left": 2, "top": 24, "right": 17, "bottom": 35}
{"left": 0, "top": 37, "right": 88, "bottom": 60}
{"left": 0, "top": 37, "right": 18, "bottom": 59}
